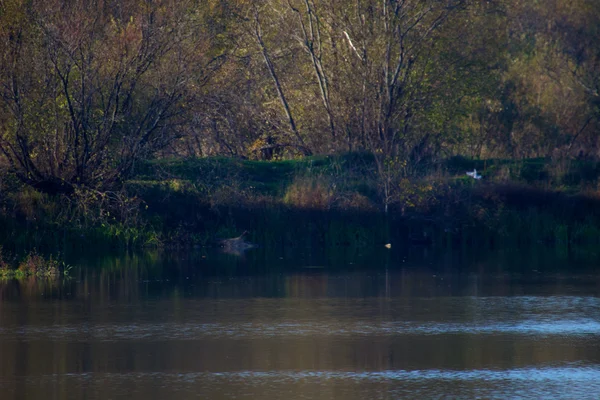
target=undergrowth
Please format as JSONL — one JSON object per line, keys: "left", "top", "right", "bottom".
{"left": 2, "top": 153, "right": 600, "bottom": 251}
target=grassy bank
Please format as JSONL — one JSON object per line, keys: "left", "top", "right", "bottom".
{"left": 1, "top": 153, "right": 600, "bottom": 254}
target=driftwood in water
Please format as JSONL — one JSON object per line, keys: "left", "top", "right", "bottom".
{"left": 217, "top": 231, "right": 256, "bottom": 255}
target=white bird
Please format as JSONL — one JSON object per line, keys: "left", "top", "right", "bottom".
{"left": 466, "top": 169, "right": 482, "bottom": 180}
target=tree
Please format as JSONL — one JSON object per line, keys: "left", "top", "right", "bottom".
{"left": 330, "top": 0, "right": 469, "bottom": 209}
{"left": 252, "top": 5, "right": 312, "bottom": 156}
{"left": 0, "top": 0, "right": 220, "bottom": 194}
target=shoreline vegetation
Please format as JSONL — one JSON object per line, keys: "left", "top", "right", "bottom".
{"left": 0, "top": 247, "right": 71, "bottom": 279}
{"left": 1, "top": 1, "right": 599, "bottom": 271}
{"left": 2, "top": 154, "right": 600, "bottom": 262}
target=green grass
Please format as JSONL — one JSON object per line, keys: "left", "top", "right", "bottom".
{"left": 134, "top": 153, "right": 376, "bottom": 197}
{"left": 446, "top": 155, "right": 600, "bottom": 187}
{"left": 135, "top": 154, "right": 600, "bottom": 200}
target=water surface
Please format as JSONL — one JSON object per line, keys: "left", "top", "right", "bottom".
{"left": 0, "top": 247, "right": 599, "bottom": 399}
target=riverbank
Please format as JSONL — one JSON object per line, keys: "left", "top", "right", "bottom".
{"left": 1, "top": 154, "right": 600, "bottom": 257}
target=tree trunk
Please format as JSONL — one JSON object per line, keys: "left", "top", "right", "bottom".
{"left": 254, "top": 11, "right": 312, "bottom": 156}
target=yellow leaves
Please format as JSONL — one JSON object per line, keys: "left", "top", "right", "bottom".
{"left": 395, "top": 178, "right": 438, "bottom": 212}
{"left": 248, "top": 137, "right": 268, "bottom": 153}
{"left": 167, "top": 179, "right": 183, "bottom": 192}
{"left": 384, "top": 156, "right": 407, "bottom": 170}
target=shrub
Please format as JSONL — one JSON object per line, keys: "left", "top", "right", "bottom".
{"left": 394, "top": 178, "right": 441, "bottom": 214}
{"left": 18, "top": 251, "right": 59, "bottom": 277}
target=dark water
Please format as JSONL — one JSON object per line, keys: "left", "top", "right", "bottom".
{"left": 1, "top": 247, "right": 600, "bottom": 399}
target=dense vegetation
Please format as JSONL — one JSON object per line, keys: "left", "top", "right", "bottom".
{"left": 0, "top": 0, "right": 599, "bottom": 253}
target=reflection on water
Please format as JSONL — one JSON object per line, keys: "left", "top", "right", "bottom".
{"left": 2, "top": 297, "right": 600, "bottom": 341}
{"left": 0, "top": 248, "right": 600, "bottom": 399}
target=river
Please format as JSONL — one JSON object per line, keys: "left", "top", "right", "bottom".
{"left": 0, "top": 246, "right": 599, "bottom": 399}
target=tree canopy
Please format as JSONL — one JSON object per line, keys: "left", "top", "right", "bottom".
{"left": 0, "top": 0, "right": 598, "bottom": 193}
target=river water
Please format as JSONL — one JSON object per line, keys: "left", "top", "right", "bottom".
{"left": 0, "top": 247, "right": 599, "bottom": 399}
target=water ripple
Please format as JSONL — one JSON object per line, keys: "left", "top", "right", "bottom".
{"left": 10, "top": 366, "right": 599, "bottom": 400}
{"left": 1, "top": 318, "right": 600, "bottom": 341}
{"left": 50, "top": 365, "right": 599, "bottom": 382}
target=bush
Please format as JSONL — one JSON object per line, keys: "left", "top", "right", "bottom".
{"left": 18, "top": 251, "right": 59, "bottom": 277}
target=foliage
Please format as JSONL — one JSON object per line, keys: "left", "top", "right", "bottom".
{"left": 0, "top": 0, "right": 600, "bottom": 251}
{"left": 4, "top": 153, "right": 600, "bottom": 252}
{"left": 0, "top": 248, "right": 72, "bottom": 279}
{"left": 394, "top": 178, "right": 439, "bottom": 214}
{"left": 0, "top": 0, "right": 597, "bottom": 180}
{"left": 0, "top": 0, "right": 223, "bottom": 194}
{"left": 17, "top": 250, "right": 59, "bottom": 276}
{"left": 0, "top": 1, "right": 597, "bottom": 209}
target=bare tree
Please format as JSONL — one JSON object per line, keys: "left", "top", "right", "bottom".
{"left": 287, "top": 0, "right": 337, "bottom": 141}
{"left": 0, "top": 0, "right": 220, "bottom": 194}
{"left": 331, "top": 0, "right": 467, "bottom": 210}
{"left": 252, "top": 7, "right": 312, "bottom": 156}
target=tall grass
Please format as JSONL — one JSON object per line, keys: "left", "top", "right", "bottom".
{"left": 284, "top": 176, "right": 335, "bottom": 209}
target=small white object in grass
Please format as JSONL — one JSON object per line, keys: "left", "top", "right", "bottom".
{"left": 466, "top": 169, "right": 482, "bottom": 180}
